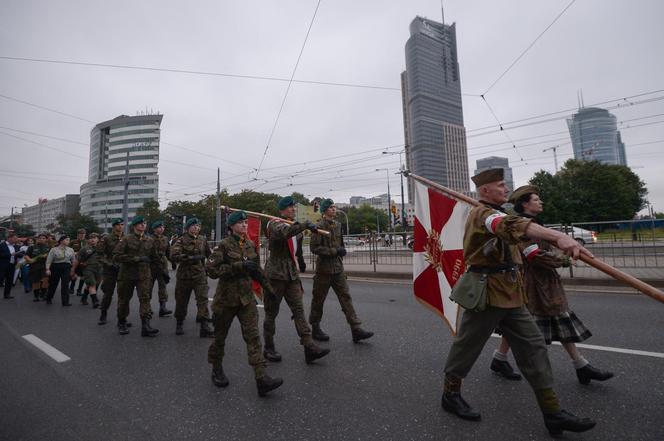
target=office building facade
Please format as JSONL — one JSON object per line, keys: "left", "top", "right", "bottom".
{"left": 567, "top": 107, "right": 627, "bottom": 166}
{"left": 474, "top": 156, "right": 514, "bottom": 192}
{"left": 22, "top": 194, "right": 80, "bottom": 232}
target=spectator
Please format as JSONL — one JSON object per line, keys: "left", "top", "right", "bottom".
{"left": 0, "top": 233, "right": 21, "bottom": 299}
{"left": 18, "top": 238, "right": 34, "bottom": 293}
{"left": 45, "top": 235, "right": 76, "bottom": 306}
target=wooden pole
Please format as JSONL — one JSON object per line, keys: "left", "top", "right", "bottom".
{"left": 406, "top": 172, "right": 664, "bottom": 304}
{"left": 220, "top": 205, "right": 330, "bottom": 236}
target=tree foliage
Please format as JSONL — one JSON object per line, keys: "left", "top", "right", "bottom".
{"left": 55, "top": 213, "right": 101, "bottom": 238}
{"left": 344, "top": 205, "right": 389, "bottom": 234}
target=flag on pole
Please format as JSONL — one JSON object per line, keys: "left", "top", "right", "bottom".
{"left": 247, "top": 216, "right": 263, "bottom": 299}
{"left": 412, "top": 180, "right": 471, "bottom": 335}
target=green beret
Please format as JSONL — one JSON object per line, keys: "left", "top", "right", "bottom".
{"left": 227, "top": 211, "right": 248, "bottom": 226}
{"left": 130, "top": 216, "right": 145, "bottom": 227}
{"left": 278, "top": 196, "right": 295, "bottom": 210}
{"left": 320, "top": 198, "right": 334, "bottom": 213}
{"left": 151, "top": 220, "right": 164, "bottom": 229}
{"left": 509, "top": 185, "right": 540, "bottom": 205}
{"left": 111, "top": 218, "right": 124, "bottom": 226}
{"left": 471, "top": 168, "right": 504, "bottom": 186}
{"left": 185, "top": 217, "right": 200, "bottom": 229}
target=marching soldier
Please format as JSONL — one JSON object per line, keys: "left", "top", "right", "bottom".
{"left": 441, "top": 168, "right": 596, "bottom": 436}
{"left": 206, "top": 211, "right": 283, "bottom": 396}
{"left": 97, "top": 219, "right": 124, "bottom": 325}
{"left": 24, "top": 233, "right": 51, "bottom": 301}
{"left": 309, "top": 198, "right": 373, "bottom": 343}
{"left": 170, "top": 217, "right": 214, "bottom": 337}
{"left": 69, "top": 228, "right": 87, "bottom": 296}
{"left": 263, "top": 196, "right": 330, "bottom": 364}
{"left": 72, "top": 233, "right": 101, "bottom": 308}
{"left": 150, "top": 220, "right": 173, "bottom": 317}
{"left": 113, "top": 216, "right": 160, "bottom": 337}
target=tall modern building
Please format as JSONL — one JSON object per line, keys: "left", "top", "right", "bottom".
{"left": 402, "top": 16, "right": 470, "bottom": 203}
{"left": 474, "top": 156, "right": 514, "bottom": 191}
{"left": 80, "top": 114, "right": 162, "bottom": 232}
{"left": 566, "top": 107, "right": 627, "bottom": 166}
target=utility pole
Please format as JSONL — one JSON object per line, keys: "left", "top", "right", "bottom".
{"left": 543, "top": 145, "right": 559, "bottom": 172}
{"left": 215, "top": 168, "right": 222, "bottom": 242}
{"left": 9, "top": 206, "right": 15, "bottom": 230}
{"left": 122, "top": 151, "right": 130, "bottom": 234}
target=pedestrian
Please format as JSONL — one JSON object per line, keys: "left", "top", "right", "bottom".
{"left": 18, "top": 237, "right": 34, "bottom": 293}
{"left": 24, "top": 233, "right": 50, "bottom": 301}
{"left": 97, "top": 219, "right": 124, "bottom": 325}
{"left": 0, "top": 233, "right": 21, "bottom": 299}
{"left": 71, "top": 233, "right": 101, "bottom": 308}
{"left": 69, "top": 229, "right": 88, "bottom": 297}
{"left": 490, "top": 185, "right": 614, "bottom": 385}
{"left": 112, "top": 216, "right": 159, "bottom": 337}
{"left": 263, "top": 196, "right": 330, "bottom": 364}
{"left": 149, "top": 220, "right": 172, "bottom": 317}
{"left": 309, "top": 199, "right": 373, "bottom": 343}
{"left": 44, "top": 235, "right": 75, "bottom": 306}
{"left": 441, "top": 168, "right": 596, "bottom": 436}
{"left": 206, "top": 210, "right": 283, "bottom": 396}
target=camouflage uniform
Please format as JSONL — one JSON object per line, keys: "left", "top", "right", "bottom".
{"left": 77, "top": 245, "right": 101, "bottom": 287}
{"left": 309, "top": 218, "right": 361, "bottom": 329}
{"left": 150, "top": 233, "right": 170, "bottom": 303}
{"left": 170, "top": 232, "right": 211, "bottom": 321}
{"left": 97, "top": 231, "right": 123, "bottom": 312}
{"left": 113, "top": 232, "right": 158, "bottom": 320}
{"left": 206, "top": 234, "right": 267, "bottom": 379}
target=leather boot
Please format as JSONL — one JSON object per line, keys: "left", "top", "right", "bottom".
{"left": 490, "top": 358, "right": 522, "bottom": 381}
{"left": 33, "top": 289, "right": 41, "bottom": 302}
{"left": 543, "top": 410, "right": 596, "bottom": 436}
{"left": 304, "top": 344, "right": 331, "bottom": 364}
{"left": 118, "top": 320, "right": 130, "bottom": 335}
{"left": 141, "top": 317, "right": 159, "bottom": 337}
{"left": 263, "top": 346, "right": 282, "bottom": 362}
{"left": 98, "top": 309, "right": 107, "bottom": 325}
{"left": 159, "top": 301, "right": 172, "bottom": 317}
{"left": 351, "top": 327, "right": 374, "bottom": 343}
{"left": 576, "top": 364, "right": 614, "bottom": 385}
{"left": 256, "top": 375, "right": 283, "bottom": 397}
{"left": 39, "top": 289, "right": 47, "bottom": 300}
{"left": 90, "top": 294, "right": 99, "bottom": 309}
{"left": 200, "top": 318, "right": 215, "bottom": 338}
{"left": 441, "top": 393, "right": 481, "bottom": 421}
{"left": 175, "top": 320, "right": 184, "bottom": 335}
{"left": 211, "top": 364, "right": 229, "bottom": 388}
{"left": 80, "top": 293, "right": 89, "bottom": 305}
{"left": 195, "top": 316, "right": 205, "bottom": 324}
{"left": 312, "top": 324, "right": 330, "bottom": 342}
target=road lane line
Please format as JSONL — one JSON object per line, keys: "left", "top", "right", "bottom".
{"left": 491, "top": 334, "right": 664, "bottom": 359}
{"left": 22, "top": 334, "right": 71, "bottom": 363}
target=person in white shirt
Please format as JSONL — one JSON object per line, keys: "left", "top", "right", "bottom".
{"left": 1, "top": 233, "right": 21, "bottom": 299}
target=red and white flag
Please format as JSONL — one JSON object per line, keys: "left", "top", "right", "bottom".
{"left": 413, "top": 180, "right": 471, "bottom": 335}
{"left": 247, "top": 216, "right": 263, "bottom": 299}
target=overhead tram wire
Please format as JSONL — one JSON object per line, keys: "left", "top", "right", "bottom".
{"left": 478, "top": 95, "right": 527, "bottom": 164}
{"left": 0, "top": 131, "right": 87, "bottom": 159}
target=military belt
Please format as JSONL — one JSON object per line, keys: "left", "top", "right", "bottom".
{"left": 468, "top": 265, "right": 519, "bottom": 274}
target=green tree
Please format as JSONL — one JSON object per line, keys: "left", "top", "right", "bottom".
{"left": 345, "top": 205, "right": 388, "bottom": 234}
{"left": 135, "top": 200, "right": 163, "bottom": 228}
{"left": 55, "top": 213, "right": 101, "bottom": 238}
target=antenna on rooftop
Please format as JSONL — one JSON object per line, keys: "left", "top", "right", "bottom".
{"left": 441, "top": 0, "right": 445, "bottom": 24}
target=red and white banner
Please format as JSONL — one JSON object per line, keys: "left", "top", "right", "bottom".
{"left": 247, "top": 216, "right": 263, "bottom": 299}
{"left": 413, "top": 180, "right": 471, "bottom": 335}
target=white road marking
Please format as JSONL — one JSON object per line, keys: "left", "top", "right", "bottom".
{"left": 256, "top": 304, "right": 264, "bottom": 309}
{"left": 490, "top": 334, "right": 664, "bottom": 359}
{"left": 22, "top": 334, "right": 71, "bottom": 363}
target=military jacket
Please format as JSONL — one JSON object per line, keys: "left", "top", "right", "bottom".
{"left": 265, "top": 219, "right": 307, "bottom": 281}
{"left": 113, "top": 233, "right": 159, "bottom": 281}
{"left": 310, "top": 218, "right": 344, "bottom": 274}
{"left": 97, "top": 231, "right": 123, "bottom": 270}
{"left": 207, "top": 234, "right": 260, "bottom": 308}
{"left": 26, "top": 243, "right": 50, "bottom": 272}
{"left": 70, "top": 238, "right": 86, "bottom": 254}
{"left": 151, "top": 233, "right": 170, "bottom": 274}
{"left": 170, "top": 232, "right": 211, "bottom": 280}
{"left": 463, "top": 202, "right": 532, "bottom": 308}
{"left": 77, "top": 245, "right": 101, "bottom": 273}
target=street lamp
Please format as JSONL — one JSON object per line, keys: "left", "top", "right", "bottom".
{"left": 375, "top": 168, "right": 392, "bottom": 230}
{"left": 337, "top": 208, "right": 350, "bottom": 236}
{"left": 382, "top": 150, "right": 408, "bottom": 229}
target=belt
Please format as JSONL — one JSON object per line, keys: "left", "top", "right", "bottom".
{"left": 468, "top": 265, "right": 518, "bottom": 274}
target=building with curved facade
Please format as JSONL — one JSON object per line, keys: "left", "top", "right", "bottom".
{"left": 567, "top": 107, "right": 627, "bottom": 166}
{"left": 80, "top": 114, "right": 162, "bottom": 232}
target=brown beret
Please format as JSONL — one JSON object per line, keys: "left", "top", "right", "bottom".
{"left": 471, "top": 168, "right": 504, "bottom": 186}
{"left": 509, "top": 185, "right": 540, "bottom": 204}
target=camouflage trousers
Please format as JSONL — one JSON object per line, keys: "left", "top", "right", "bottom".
{"left": 264, "top": 279, "right": 313, "bottom": 348}
{"left": 150, "top": 269, "right": 168, "bottom": 302}
{"left": 99, "top": 267, "right": 119, "bottom": 312}
{"left": 174, "top": 278, "right": 210, "bottom": 321}
{"left": 117, "top": 278, "right": 153, "bottom": 320}
{"left": 310, "top": 272, "right": 361, "bottom": 329}
{"left": 208, "top": 302, "right": 266, "bottom": 379}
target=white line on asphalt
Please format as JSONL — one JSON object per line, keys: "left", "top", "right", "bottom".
{"left": 22, "top": 334, "right": 71, "bottom": 363}
{"left": 490, "top": 334, "right": 664, "bottom": 359}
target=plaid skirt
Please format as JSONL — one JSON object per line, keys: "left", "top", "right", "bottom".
{"left": 533, "top": 310, "right": 592, "bottom": 344}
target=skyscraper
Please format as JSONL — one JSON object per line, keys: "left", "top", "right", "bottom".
{"left": 566, "top": 107, "right": 627, "bottom": 166}
{"left": 80, "top": 114, "right": 162, "bottom": 232}
{"left": 474, "top": 156, "right": 514, "bottom": 191}
{"left": 402, "top": 16, "right": 470, "bottom": 203}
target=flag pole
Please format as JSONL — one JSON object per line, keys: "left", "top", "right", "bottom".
{"left": 404, "top": 171, "right": 664, "bottom": 305}
{"left": 220, "top": 205, "right": 331, "bottom": 236}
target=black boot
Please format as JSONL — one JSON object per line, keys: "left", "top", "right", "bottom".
{"left": 98, "top": 309, "right": 107, "bottom": 325}
{"left": 256, "top": 375, "right": 283, "bottom": 397}
{"left": 211, "top": 364, "right": 229, "bottom": 388}
{"left": 200, "top": 318, "right": 215, "bottom": 338}
{"left": 90, "top": 294, "right": 99, "bottom": 309}
{"left": 304, "top": 344, "right": 331, "bottom": 364}
{"left": 263, "top": 346, "right": 282, "bottom": 362}
{"left": 441, "top": 393, "right": 481, "bottom": 421}
{"left": 118, "top": 320, "right": 130, "bottom": 335}
{"left": 175, "top": 320, "right": 184, "bottom": 335}
{"left": 80, "top": 293, "right": 89, "bottom": 305}
{"left": 576, "top": 364, "right": 614, "bottom": 385}
{"left": 195, "top": 316, "right": 205, "bottom": 324}
{"left": 141, "top": 317, "right": 159, "bottom": 337}
{"left": 159, "top": 301, "right": 172, "bottom": 317}
{"left": 33, "top": 289, "right": 42, "bottom": 302}
{"left": 312, "top": 324, "right": 330, "bottom": 342}
{"left": 351, "top": 327, "right": 374, "bottom": 343}
{"left": 543, "top": 410, "right": 596, "bottom": 436}
{"left": 490, "top": 358, "right": 522, "bottom": 381}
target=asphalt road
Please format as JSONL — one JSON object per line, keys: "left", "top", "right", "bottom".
{"left": 1, "top": 277, "right": 663, "bottom": 441}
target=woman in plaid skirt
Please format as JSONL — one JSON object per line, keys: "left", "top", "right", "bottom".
{"left": 490, "top": 185, "right": 614, "bottom": 385}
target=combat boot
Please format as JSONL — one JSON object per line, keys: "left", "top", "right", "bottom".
{"left": 304, "top": 344, "right": 331, "bottom": 364}
{"left": 543, "top": 410, "right": 596, "bottom": 436}
{"left": 80, "top": 293, "right": 89, "bottom": 305}
{"left": 98, "top": 309, "right": 107, "bottom": 325}
{"left": 263, "top": 346, "right": 282, "bottom": 362}
{"left": 490, "top": 358, "right": 522, "bottom": 381}
{"left": 200, "top": 318, "right": 215, "bottom": 338}
{"left": 33, "top": 289, "right": 41, "bottom": 302}
{"left": 195, "top": 316, "right": 205, "bottom": 324}
{"left": 576, "top": 364, "right": 614, "bottom": 385}
{"left": 39, "top": 289, "right": 47, "bottom": 300}
{"left": 159, "top": 301, "right": 172, "bottom": 317}
{"left": 351, "top": 327, "right": 374, "bottom": 343}
{"left": 118, "top": 320, "right": 130, "bottom": 335}
{"left": 211, "top": 364, "right": 229, "bottom": 388}
{"left": 256, "top": 375, "right": 283, "bottom": 397}
{"left": 141, "top": 318, "right": 159, "bottom": 337}
{"left": 90, "top": 294, "right": 99, "bottom": 309}
{"left": 441, "top": 393, "right": 481, "bottom": 421}
{"left": 175, "top": 320, "right": 184, "bottom": 335}
{"left": 312, "top": 324, "right": 330, "bottom": 342}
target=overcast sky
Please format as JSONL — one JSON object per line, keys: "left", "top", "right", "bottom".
{"left": 1, "top": 0, "right": 663, "bottom": 217}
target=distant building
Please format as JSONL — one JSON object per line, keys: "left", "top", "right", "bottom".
{"left": 475, "top": 156, "right": 514, "bottom": 191}
{"left": 567, "top": 107, "right": 627, "bottom": 165}
{"left": 21, "top": 195, "right": 80, "bottom": 232}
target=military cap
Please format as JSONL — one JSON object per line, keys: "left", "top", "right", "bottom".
{"left": 471, "top": 168, "right": 504, "bottom": 186}
{"left": 88, "top": 233, "right": 99, "bottom": 239}
{"left": 57, "top": 235, "right": 70, "bottom": 244}
{"left": 77, "top": 228, "right": 86, "bottom": 234}
{"left": 320, "top": 198, "right": 334, "bottom": 213}
{"left": 509, "top": 185, "right": 540, "bottom": 205}
{"left": 185, "top": 217, "right": 200, "bottom": 229}
{"left": 151, "top": 220, "right": 164, "bottom": 229}
{"left": 111, "top": 218, "right": 124, "bottom": 226}
{"left": 227, "top": 211, "right": 248, "bottom": 226}
{"left": 278, "top": 196, "right": 295, "bottom": 210}
{"left": 130, "top": 216, "right": 145, "bottom": 227}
